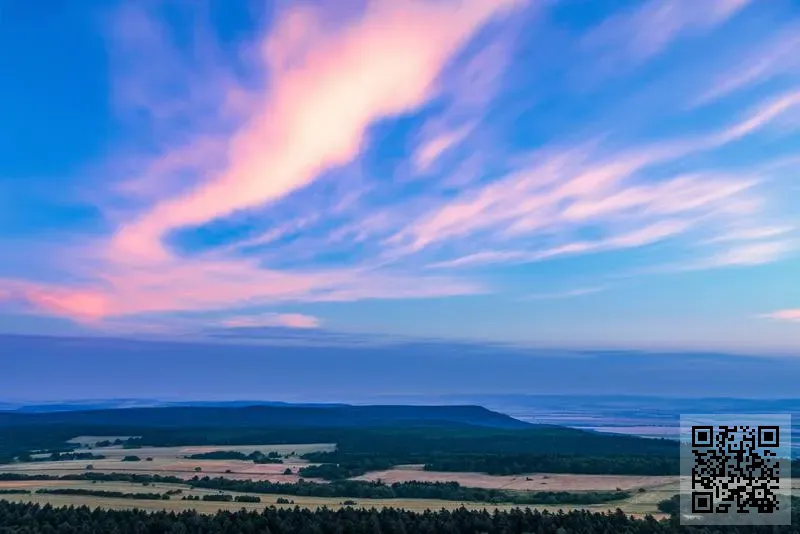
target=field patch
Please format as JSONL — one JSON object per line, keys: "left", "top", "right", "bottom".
{"left": 0, "top": 443, "right": 336, "bottom": 482}
{"left": 0, "top": 478, "right": 668, "bottom": 517}
{"left": 0, "top": 460, "right": 310, "bottom": 482}
{"left": 350, "top": 465, "right": 678, "bottom": 492}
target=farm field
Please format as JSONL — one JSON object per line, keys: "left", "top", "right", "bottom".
{"left": 352, "top": 464, "right": 678, "bottom": 491}
{"left": 0, "top": 478, "right": 673, "bottom": 517}
{"left": 0, "top": 440, "right": 682, "bottom": 518}
{"left": 4, "top": 443, "right": 335, "bottom": 482}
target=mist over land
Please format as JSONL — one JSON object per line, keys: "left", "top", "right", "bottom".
{"left": 3, "top": 333, "right": 799, "bottom": 401}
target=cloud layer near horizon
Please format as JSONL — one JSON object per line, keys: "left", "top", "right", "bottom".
{"left": 0, "top": 0, "right": 798, "bottom": 343}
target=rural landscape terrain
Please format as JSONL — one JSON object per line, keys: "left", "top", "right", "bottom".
{"left": 0, "top": 404, "right": 688, "bottom": 517}
{"left": 4, "top": 0, "right": 800, "bottom": 530}
{"left": 1, "top": 402, "right": 798, "bottom": 524}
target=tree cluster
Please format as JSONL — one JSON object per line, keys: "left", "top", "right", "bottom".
{"left": 2, "top": 500, "right": 800, "bottom": 533}
{"left": 184, "top": 450, "right": 283, "bottom": 464}
{"left": 35, "top": 488, "right": 169, "bottom": 500}
{"left": 188, "top": 476, "right": 631, "bottom": 505}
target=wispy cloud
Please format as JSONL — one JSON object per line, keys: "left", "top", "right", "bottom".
{"left": 704, "top": 225, "right": 795, "bottom": 244}
{"left": 220, "top": 313, "right": 321, "bottom": 329}
{"left": 110, "top": 0, "right": 524, "bottom": 263}
{"left": 696, "top": 25, "right": 800, "bottom": 106}
{"left": 581, "top": 0, "right": 751, "bottom": 72}
{"left": 400, "top": 92, "right": 793, "bottom": 269}
{"left": 520, "top": 287, "right": 607, "bottom": 301}
{"left": 414, "top": 123, "right": 475, "bottom": 172}
{"left": 3, "top": 0, "right": 799, "bottom": 343}
{"left": 4, "top": 0, "right": 518, "bottom": 321}
{"left": 760, "top": 309, "right": 800, "bottom": 323}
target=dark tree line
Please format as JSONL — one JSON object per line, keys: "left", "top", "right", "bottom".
{"left": 184, "top": 450, "right": 283, "bottom": 463}
{"left": 2, "top": 500, "right": 800, "bottom": 533}
{"left": 187, "top": 476, "right": 631, "bottom": 505}
{"left": 35, "top": 488, "right": 170, "bottom": 500}
{"left": 298, "top": 456, "right": 396, "bottom": 479}
{"left": 0, "top": 422, "right": 680, "bottom": 459}
{"left": 15, "top": 452, "right": 106, "bottom": 463}
{"left": 93, "top": 439, "right": 127, "bottom": 448}
{"left": 300, "top": 450, "right": 681, "bottom": 478}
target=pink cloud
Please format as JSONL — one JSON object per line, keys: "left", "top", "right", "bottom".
{"left": 713, "top": 90, "right": 800, "bottom": 144}
{"left": 221, "top": 313, "right": 321, "bottom": 329}
{"left": 387, "top": 88, "right": 798, "bottom": 270}
{"left": 415, "top": 123, "right": 474, "bottom": 172}
{"left": 3, "top": 260, "right": 484, "bottom": 320}
{"left": 6, "top": 0, "right": 795, "bottom": 330}
{"left": 428, "top": 220, "right": 693, "bottom": 269}
{"left": 3, "top": 0, "right": 517, "bottom": 323}
{"left": 110, "top": 0, "right": 524, "bottom": 264}
{"left": 761, "top": 309, "right": 800, "bottom": 322}
{"left": 0, "top": 280, "right": 109, "bottom": 321}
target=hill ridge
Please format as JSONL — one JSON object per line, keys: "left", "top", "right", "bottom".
{"left": 0, "top": 403, "right": 532, "bottom": 430}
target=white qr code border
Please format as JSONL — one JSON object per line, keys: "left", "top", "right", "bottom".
{"left": 679, "top": 413, "right": 792, "bottom": 527}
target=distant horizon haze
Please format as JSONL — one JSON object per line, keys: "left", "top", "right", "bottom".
{"left": 3, "top": 333, "right": 800, "bottom": 401}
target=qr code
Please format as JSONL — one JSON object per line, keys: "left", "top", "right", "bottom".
{"left": 680, "top": 414, "right": 792, "bottom": 526}
{"left": 690, "top": 425, "right": 780, "bottom": 513}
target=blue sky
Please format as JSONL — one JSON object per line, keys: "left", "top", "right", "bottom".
{"left": 1, "top": 0, "right": 799, "bottom": 354}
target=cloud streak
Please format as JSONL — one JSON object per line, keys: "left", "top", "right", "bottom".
{"left": 761, "top": 310, "right": 800, "bottom": 323}
{"left": 220, "top": 313, "right": 321, "bottom": 329}
{"left": 2, "top": 0, "right": 799, "bottom": 345}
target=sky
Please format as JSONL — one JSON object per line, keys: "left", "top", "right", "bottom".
{"left": 1, "top": 0, "right": 799, "bottom": 355}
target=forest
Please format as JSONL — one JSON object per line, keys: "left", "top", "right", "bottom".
{"left": 0, "top": 406, "right": 680, "bottom": 460}
{"left": 0, "top": 412, "right": 692, "bottom": 481}
{"left": 1, "top": 500, "right": 800, "bottom": 534}
{"left": 3, "top": 417, "right": 798, "bottom": 481}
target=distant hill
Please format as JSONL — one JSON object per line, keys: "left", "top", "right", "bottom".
{"left": 5, "top": 399, "right": 350, "bottom": 413}
{"left": 0, "top": 404, "right": 532, "bottom": 430}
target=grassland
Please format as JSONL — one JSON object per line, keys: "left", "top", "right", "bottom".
{"left": 0, "top": 440, "right": 682, "bottom": 517}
